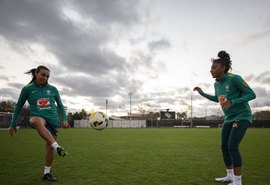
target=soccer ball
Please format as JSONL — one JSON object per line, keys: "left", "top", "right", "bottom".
{"left": 89, "top": 112, "right": 109, "bottom": 130}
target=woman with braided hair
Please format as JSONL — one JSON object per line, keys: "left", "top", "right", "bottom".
{"left": 193, "top": 51, "right": 256, "bottom": 185}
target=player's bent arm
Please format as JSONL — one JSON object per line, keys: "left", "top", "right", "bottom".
{"left": 231, "top": 75, "right": 256, "bottom": 105}
{"left": 10, "top": 87, "right": 28, "bottom": 128}
{"left": 54, "top": 87, "right": 67, "bottom": 121}
{"left": 200, "top": 92, "right": 219, "bottom": 102}
{"left": 193, "top": 87, "right": 218, "bottom": 102}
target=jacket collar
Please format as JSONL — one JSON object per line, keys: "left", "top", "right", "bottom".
{"left": 216, "top": 73, "right": 229, "bottom": 83}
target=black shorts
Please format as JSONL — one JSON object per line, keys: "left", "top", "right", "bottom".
{"left": 45, "top": 121, "right": 59, "bottom": 136}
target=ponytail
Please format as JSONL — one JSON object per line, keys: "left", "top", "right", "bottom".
{"left": 25, "top": 68, "right": 37, "bottom": 84}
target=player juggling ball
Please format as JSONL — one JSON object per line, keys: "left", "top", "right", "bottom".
{"left": 10, "top": 65, "right": 70, "bottom": 182}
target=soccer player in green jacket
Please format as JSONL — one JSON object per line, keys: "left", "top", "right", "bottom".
{"left": 193, "top": 51, "right": 256, "bottom": 185}
{"left": 9, "top": 65, "right": 70, "bottom": 182}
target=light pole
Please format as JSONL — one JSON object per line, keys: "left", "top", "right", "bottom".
{"left": 128, "top": 92, "right": 133, "bottom": 121}
{"left": 190, "top": 92, "right": 193, "bottom": 128}
{"left": 106, "top": 99, "right": 108, "bottom": 115}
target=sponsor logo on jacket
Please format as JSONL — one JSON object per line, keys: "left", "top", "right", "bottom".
{"left": 37, "top": 98, "right": 50, "bottom": 106}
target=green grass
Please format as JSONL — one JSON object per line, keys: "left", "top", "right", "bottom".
{"left": 0, "top": 128, "right": 269, "bottom": 185}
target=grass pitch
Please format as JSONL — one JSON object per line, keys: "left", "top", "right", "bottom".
{"left": 0, "top": 128, "right": 269, "bottom": 185}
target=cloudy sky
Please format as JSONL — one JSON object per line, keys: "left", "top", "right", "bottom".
{"left": 0, "top": 0, "right": 270, "bottom": 117}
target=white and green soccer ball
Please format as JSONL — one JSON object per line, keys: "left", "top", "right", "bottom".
{"left": 89, "top": 112, "right": 108, "bottom": 130}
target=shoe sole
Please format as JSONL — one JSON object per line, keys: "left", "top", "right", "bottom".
{"left": 215, "top": 180, "right": 233, "bottom": 183}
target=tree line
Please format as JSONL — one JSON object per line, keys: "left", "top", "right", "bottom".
{"left": 1, "top": 100, "right": 270, "bottom": 127}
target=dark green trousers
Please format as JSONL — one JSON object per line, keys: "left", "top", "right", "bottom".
{"left": 221, "top": 120, "right": 250, "bottom": 167}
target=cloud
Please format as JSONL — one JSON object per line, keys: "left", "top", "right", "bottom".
{"left": 245, "top": 73, "right": 256, "bottom": 82}
{"left": 243, "top": 71, "right": 270, "bottom": 88}
{"left": 148, "top": 38, "right": 171, "bottom": 51}
{"left": 252, "top": 86, "right": 270, "bottom": 108}
{"left": 8, "top": 82, "right": 25, "bottom": 89}
{"left": 0, "top": 0, "right": 269, "bottom": 115}
{"left": 253, "top": 71, "right": 270, "bottom": 85}
{"left": 67, "top": 0, "right": 143, "bottom": 25}
{"left": 0, "top": 0, "right": 157, "bottom": 110}
{"left": 254, "top": 87, "right": 268, "bottom": 97}
{"left": 240, "top": 30, "right": 270, "bottom": 45}
{"left": 0, "top": 0, "right": 147, "bottom": 76}
{"left": 0, "top": 87, "right": 19, "bottom": 100}
{"left": 0, "top": 75, "right": 9, "bottom": 81}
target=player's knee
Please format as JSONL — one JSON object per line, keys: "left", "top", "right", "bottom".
{"left": 29, "top": 116, "right": 46, "bottom": 128}
{"left": 221, "top": 144, "right": 229, "bottom": 153}
{"left": 228, "top": 144, "right": 239, "bottom": 155}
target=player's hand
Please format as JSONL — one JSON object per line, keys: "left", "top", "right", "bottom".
{"left": 9, "top": 127, "right": 17, "bottom": 137}
{"left": 193, "top": 87, "right": 203, "bottom": 94}
{"left": 221, "top": 99, "right": 232, "bottom": 110}
{"left": 61, "top": 121, "right": 70, "bottom": 129}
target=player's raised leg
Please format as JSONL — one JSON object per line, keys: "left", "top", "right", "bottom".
{"left": 30, "top": 117, "right": 56, "bottom": 144}
{"left": 30, "top": 116, "right": 67, "bottom": 156}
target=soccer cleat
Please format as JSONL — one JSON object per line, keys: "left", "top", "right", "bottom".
{"left": 57, "top": 147, "right": 67, "bottom": 157}
{"left": 43, "top": 173, "right": 56, "bottom": 181}
{"left": 215, "top": 176, "right": 234, "bottom": 183}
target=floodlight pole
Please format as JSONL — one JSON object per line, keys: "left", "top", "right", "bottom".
{"left": 129, "top": 92, "right": 133, "bottom": 121}
{"left": 106, "top": 99, "right": 108, "bottom": 115}
{"left": 190, "top": 92, "right": 193, "bottom": 128}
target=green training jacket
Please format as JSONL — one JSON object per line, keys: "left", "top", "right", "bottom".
{"left": 10, "top": 82, "right": 67, "bottom": 128}
{"left": 199, "top": 73, "right": 256, "bottom": 123}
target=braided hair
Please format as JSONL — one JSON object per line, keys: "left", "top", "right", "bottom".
{"left": 25, "top": 65, "right": 50, "bottom": 84}
{"left": 212, "top": 50, "right": 232, "bottom": 73}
